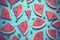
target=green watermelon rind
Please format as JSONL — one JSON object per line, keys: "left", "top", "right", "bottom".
{"left": 13, "top": 4, "right": 23, "bottom": 18}
{"left": 33, "top": 17, "right": 46, "bottom": 29}
{"left": 33, "top": 22, "right": 46, "bottom": 29}
{"left": 23, "top": 21, "right": 29, "bottom": 35}
{"left": 32, "top": 30, "right": 43, "bottom": 40}
{"left": 46, "top": 10, "right": 57, "bottom": 20}
{"left": 52, "top": 20, "right": 60, "bottom": 25}
{"left": 52, "top": 20, "right": 60, "bottom": 28}
{"left": 33, "top": 4, "right": 44, "bottom": 16}
{"left": 1, "top": 7, "right": 11, "bottom": 20}
{"left": 6, "top": 8, "right": 11, "bottom": 20}
{"left": 27, "top": 0, "right": 32, "bottom": 3}
{"left": 47, "top": 30, "right": 56, "bottom": 40}
{"left": 17, "top": 5, "right": 23, "bottom": 18}
{"left": 46, "top": 0, "right": 57, "bottom": 8}
{"left": 0, "top": 29, "right": 15, "bottom": 34}
{"left": 18, "top": 21, "right": 29, "bottom": 35}
{"left": 0, "top": 23, "right": 15, "bottom": 34}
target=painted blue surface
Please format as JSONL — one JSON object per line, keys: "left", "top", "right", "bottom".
{"left": 0, "top": 0, "right": 60, "bottom": 40}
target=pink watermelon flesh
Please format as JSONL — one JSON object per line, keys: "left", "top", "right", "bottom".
{"left": 25, "top": 10, "right": 31, "bottom": 19}
{"left": 18, "top": 21, "right": 28, "bottom": 35}
{"left": 13, "top": 4, "right": 23, "bottom": 18}
{"left": 0, "top": 35, "right": 6, "bottom": 40}
{"left": 0, "top": 23, "right": 15, "bottom": 34}
{"left": 34, "top": 4, "right": 44, "bottom": 16}
{"left": 9, "top": 0, "right": 18, "bottom": 5}
{"left": 33, "top": 31, "right": 43, "bottom": 40}
{"left": 52, "top": 20, "right": 60, "bottom": 29}
{"left": 12, "top": 35, "right": 19, "bottom": 40}
{"left": 27, "top": 0, "right": 32, "bottom": 3}
{"left": 0, "top": 0, "right": 7, "bottom": 6}
{"left": 1, "top": 8, "right": 11, "bottom": 20}
{"left": 25, "top": 37, "right": 28, "bottom": 40}
{"left": 46, "top": 0, "right": 57, "bottom": 8}
{"left": 33, "top": 17, "right": 46, "bottom": 29}
{"left": 47, "top": 30, "right": 56, "bottom": 39}
{"left": 46, "top": 10, "right": 57, "bottom": 20}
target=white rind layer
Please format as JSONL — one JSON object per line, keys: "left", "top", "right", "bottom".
{"left": 32, "top": 17, "right": 46, "bottom": 29}
{"left": 52, "top": 20, "right": 60, "bottom": 25}
{"left": 0, "top": 29, "right": 15, "bottom": 34}
{"left": 13, "top": 4, "right": 23, "bottom": 18}
{"left": 33, "top": 4, "right": 44, "bottom": 16}
{"left": 23, "top": 21, "right": 29, "bottom": 35}
{"left": 46, "top": 0, "right": 56, "bottom": 8}
{"left": 27, "top": 0, "right": 32, "bottom": 3}
{"left": 47, "top": 30, "right": 56, "bottom": 40}
{"left": 32, "top": 30, "right": 43, "bottom": 40}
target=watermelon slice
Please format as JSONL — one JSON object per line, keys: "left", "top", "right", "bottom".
{"left": 46, "top": 0, "right": 57, "bottom": 8}
{"left": 27, "top": 0, "right": 33, "bottom": 3}
{"left": 33, "top": 17, "right": 46, "bottom": 29}
{"left": 0, "top": 35, "right": 6, "bottom": 40}
{"left": 12, "top": 35, "right": 19, "bottom": 40}
{"left": 9, "top": 0, "right": 19, "bottom": 5}
{"left": 1, "top": 8, "right": 11, "bottom": 20}
{"left": 0, "top": 0, "right": 8, "bottom": 6}
{"left": 13, "top": 4, "right": 23, "bottom": 18}
{"left": 25, "top": 10, "right": 31, "bottom": 19}
{"left": 33, "top": 4, "right": 44, "bottom": 16}
{"left": 25, "top": 37, "right": 28, "bottom": 40}
{"left": 47, "top": 30, "right": 56, "bottom": 39}
{"left": 58, "top": 32, "right": 60, "bottom": 36}
{"left": 46, "top": 10, "right": 57, "bottom": 20}
{"left": 18, "top": 20, "right": 28, "bottom": 35}
{"left": 0, "top": 23, "right": 15, "bottom": 34}
{"left": 57, "top": 7, "right": 60, "bottom": 12}
{"left": 33, "top": 31, "right": 43, "bottom": 40}
{"left": 52, "top": 20, "right": 60, "bottom": 29}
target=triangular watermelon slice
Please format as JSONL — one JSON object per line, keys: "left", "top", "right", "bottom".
{"left": 33, "top": 17, "right": 46, "bottom": 29}
{"left": 52, "top": 20, "right": 60, "bottom": 29}
{"left": 1, "top": 8, "right": 11, "bottom": 20}
{"left": 33, "top": 31, "right": 43, "bottom": 40}
{"left": 33, "top": 4, "right": 44, "bottom": 16}
{"left": 27, "top": 0, "right": 33, "bottom": 3}
{"left": 58, "top": 32, "right": 60, "bottom": 36}
{"left": 0, "top": 23, "right": 15, "bottom": 34}
{"left": 46, "top": 0, "right": 57, "bottom": 8}
{"left": 9, "top": 0, "right": 19, "bottom": 5}
{"left": 25, "top": 37, "right": 28, "bottom": 40}
{"left": 47, "top": 30, "right": 56, "bottom": 39}
{"left": 18, "top": 20, "right": 28, "bottom": 35}
{"left": 12, "top": 35, "right": 19, "bottom": 40}
{"left": 13, "top": 4, "right": 23, "bottom": 18}
{"left": 0, "top": 35, "right": 6, "bottom": 40}
{"left": 46, "top": 10, "right": 57, "bottom": 20}
{"left": 0, "top": 0, "right": 8, "bottom": 6}
{"left": 25, "top": 10, "right": 31, "bottom": 19}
